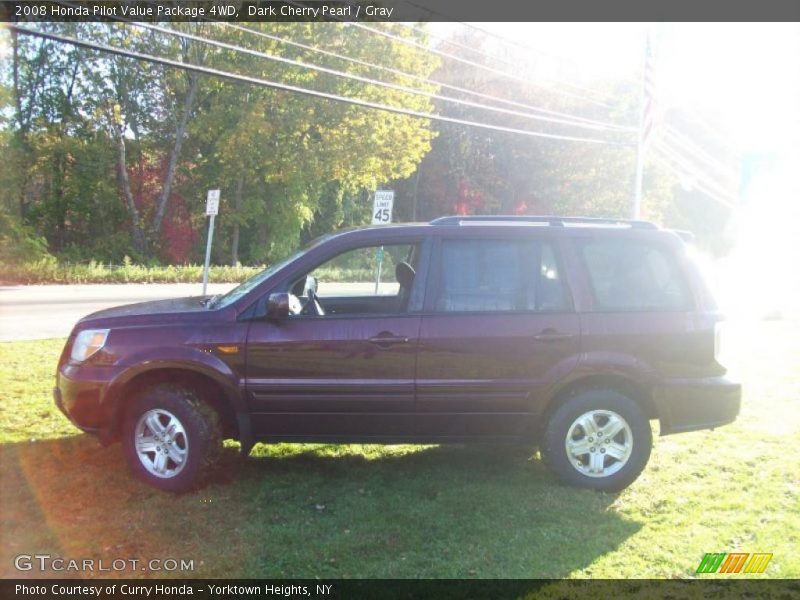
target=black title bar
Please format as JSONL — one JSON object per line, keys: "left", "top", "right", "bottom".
{"left": 3, "top": 0, "right": 800, "bottom": 23}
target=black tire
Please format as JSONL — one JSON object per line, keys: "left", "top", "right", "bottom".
{"left": 542, "top": 389, "right": 652, "bottom": 492}
{"left": 122, "top": 384, "right": 221, "bottom": 493}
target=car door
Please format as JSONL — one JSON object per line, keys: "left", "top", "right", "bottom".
{"left": 416, "top": 233, "right": 580, "bottom": 439}
{"left": 245, "top": 238, "right": 429, "bottom": 440}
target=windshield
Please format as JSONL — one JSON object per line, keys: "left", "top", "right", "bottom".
{"left": 210, "top": 234, "right": 333, "bottom": 309}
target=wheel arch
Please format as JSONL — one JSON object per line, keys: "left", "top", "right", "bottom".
{"left": 542, "top": 372, "right": 659, "bottom": 431}
{"left": 105, "top": 366, "right": 242, "bottom": 443}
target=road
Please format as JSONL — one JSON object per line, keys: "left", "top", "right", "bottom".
{"left": 0, "top": 283, "right": 236, "bottom": 342}
{"left": 0, "top": 281, "right": 395, "bottom": 342}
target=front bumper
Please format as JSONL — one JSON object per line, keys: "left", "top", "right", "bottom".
{"left": 54, "top": 364, "right": 123, "bottom": 441}
{"left": 654, "top": 375, "right": 741, "bottom": 435}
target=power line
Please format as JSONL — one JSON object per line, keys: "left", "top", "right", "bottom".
{"left": 175, "top": 22, "right": 632, "bottom": 134}
{"left": 400, "top": 22, "right": 506, "bottom": 63}
{"left": 5, "top": 24, "right": 630, "bottom": 146}
{"left": 224, "top": 22, "right": 635, "bottom": 132}
{"left": 682, "top": 106, "right": 738, "bottom": 150}
{"left": 652, "top": 142, "right": 738, "bottom": 204}
{"left": 396, "top": 0, "right": 627, "bottom": 104}
{"left": 448, "top": 22, "right": 624, "bottom": 105}
{"left": 346, "top": 21, "right": 620, "bottom": 110}
{"left": 65, "top": 0, "right": 632, "bottom": 134}
{"left": 286, "top": 0, "right": 633, "bottom": 128}
{"left": 656, "top": 155, "right": 737, "bottom": 209}
{"left": 655, "top": 145, "right": 735, "bottom": 201}
{"left": 654, "top": 140, "right": 737, "bottom": 198}
{"left": 663, "top": 124, "right": 738, "bottom": 181}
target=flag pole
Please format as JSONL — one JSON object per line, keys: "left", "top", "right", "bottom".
{"left": 631, "top": 110, "right": 646, "bottom": 219}
{"left": 631, "top": 25, "right": 655, "bottom": 219}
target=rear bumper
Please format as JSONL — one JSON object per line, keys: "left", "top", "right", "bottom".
{"left": 654, "top": 375, "right": 741, "bottom": 435}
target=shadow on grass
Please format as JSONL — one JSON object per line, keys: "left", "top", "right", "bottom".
{"left": 0, "top": 435, "right": 641, "bottom": 578}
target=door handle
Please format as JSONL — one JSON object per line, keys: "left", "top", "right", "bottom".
{"left": 368, "top": 333, "right": 409, "bottom": 348}
{"left": 533, "top": 329, "right": 575, "bottom": 342}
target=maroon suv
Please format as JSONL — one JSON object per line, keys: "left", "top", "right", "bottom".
{"left": 55, "top": 216, "right": 741, "bottom": 492}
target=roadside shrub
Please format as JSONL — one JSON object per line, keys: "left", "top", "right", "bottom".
{"left": 0, "top": 260, "right": 264, "bottom": 285}
{"left": 0, "top": 208, "right": 52, "bottom": 263}
{"left": 0, "top": 255, "right": 394, "bottom": 285}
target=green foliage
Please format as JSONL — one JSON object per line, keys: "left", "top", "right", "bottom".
{"left": 3, "top": 23, "right": 438, "bottom": 268}
{"left": 0, "top": 207, "right": 51, "bottom": 262}
{"left": 192, "top": 22, "right": 439, "bottom": 265}
{"left": 3, "top": 22, "right": 730, "bottom": 271}
{"left": 0, "top": 260, "right": 262, "bottom": 284}
{"left": 0, "top": 257, "right": 399, "bottom": 285}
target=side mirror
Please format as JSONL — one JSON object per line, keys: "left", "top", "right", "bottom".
{"left": 266, "top": 293, "right": 301, "bottom": 320}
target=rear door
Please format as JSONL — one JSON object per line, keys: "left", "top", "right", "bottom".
{"left": 416, "top": 232, "right": 580, "bottom": 439}
{"left": 573, "top": 234, "right": 703, "bottom": 381}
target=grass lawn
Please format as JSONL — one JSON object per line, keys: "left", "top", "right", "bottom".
{"left": 0, "top": 320, "right": 798, "bottom": 579}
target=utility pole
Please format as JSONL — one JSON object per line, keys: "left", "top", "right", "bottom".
{"left": 631, "top": 25, "right": 660, "bottom": 219}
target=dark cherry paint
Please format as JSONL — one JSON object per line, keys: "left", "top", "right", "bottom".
{"left": 55, "top": 221, "right": 740, "bottom": 452}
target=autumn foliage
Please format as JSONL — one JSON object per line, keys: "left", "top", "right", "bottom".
{"left": 128, "top": 157, "right": 197, "bottom": 264}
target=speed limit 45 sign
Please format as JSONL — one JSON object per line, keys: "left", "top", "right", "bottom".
{"left": 372, "top": 190, "right": 394, "bottom": 224}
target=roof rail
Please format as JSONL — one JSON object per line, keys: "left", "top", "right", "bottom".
{"left": 669, "top": 229, "right": 696, "bottom": 243}
{"left": 429, "top": 215, "right": 659, "bottom": 229}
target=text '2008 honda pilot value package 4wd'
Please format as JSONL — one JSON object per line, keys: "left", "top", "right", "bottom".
{"left": 55, "top": 216, "right": 740, "bottom": 492}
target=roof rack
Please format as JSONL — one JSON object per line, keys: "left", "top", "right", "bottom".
{"left": 429, "top": 215, "right": 659, "bottom": 229}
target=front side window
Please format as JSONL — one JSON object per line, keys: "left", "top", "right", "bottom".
{"left": 434, "top": 238, "right": 568, "bottom": 313}
{"left": 210, "top": 234, "right": 332, "bottom": 309}
{"left": 578, "top": 239, "right": 692, "bottom": 311}
{"left": 309, "top": 244, "right": 414, "bottom": 298}
{"left": 289, "top": 243, "right": 419, "bottom": 316}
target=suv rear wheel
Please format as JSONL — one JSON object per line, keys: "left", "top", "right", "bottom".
{"left": 122, "top": 384, "right": 221, "bottom": 493}
{"left": 542, "top": 389, "right": 652, "bottom": 492}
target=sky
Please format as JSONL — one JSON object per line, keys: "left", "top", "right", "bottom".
{"left": 4, "top": 22, "right": 798, "bottom": 153}
{"left": 434, "top": 22, "right": 800, "bottom": 154}
{"left": 430, "top": 22, "right": 800, "bottom": 315}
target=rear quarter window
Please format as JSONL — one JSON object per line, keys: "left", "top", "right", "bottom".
{"left": 578, "top": 238, "right": 693, "bottom": 311}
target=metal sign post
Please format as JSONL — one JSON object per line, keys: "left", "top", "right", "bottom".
{"left": 371, "top": 190, "right": 394, "bottom": 295}
{"left": 202, "top": 189, "right": 220, "bottom": 296}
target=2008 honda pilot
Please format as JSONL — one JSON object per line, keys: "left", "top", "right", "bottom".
{"left": 55, "top": 216, "right": 741, "bottom": 492}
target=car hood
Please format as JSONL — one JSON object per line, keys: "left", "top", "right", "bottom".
{"left": 79, "top": 296, "right": 211, "bottom": 324}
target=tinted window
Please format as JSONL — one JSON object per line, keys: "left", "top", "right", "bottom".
{"left": 579, "top": 239, "right": 691, "bottom": 311}
{"left": 435, "top": 238, "right": 568, "bottom": 312}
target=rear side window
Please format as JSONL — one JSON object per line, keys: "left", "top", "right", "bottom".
{"left": 434, "top": 238, "right": 569, "bottom": 312}
{"left": 578, "top": 239, "right": 692, "bottom": 311}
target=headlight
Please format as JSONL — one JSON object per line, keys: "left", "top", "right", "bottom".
{"left": 70, "top": 329, "right": 110, "bottom": 363}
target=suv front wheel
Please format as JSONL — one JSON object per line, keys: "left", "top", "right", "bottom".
{"left": 542, "top": 389, "right": 652, "bottom": 492}
{"left": 122, "top": 384, "right": 222, "bottom": 493}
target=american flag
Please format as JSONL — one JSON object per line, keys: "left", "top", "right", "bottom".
{"left": 640, "top": 30, "right": 660, "bottom": 149}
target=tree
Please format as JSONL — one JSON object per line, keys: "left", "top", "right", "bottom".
{"left": 191, "top": 22, "right": 439, "bottom": 264}
{"left": 2, "top": 22, "right": 440, "bottom": 264}
{"left": 406, "top": 29, "right": 676, "bottom": 225}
